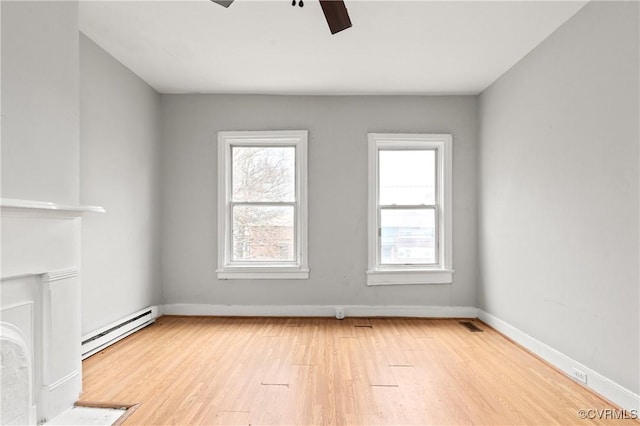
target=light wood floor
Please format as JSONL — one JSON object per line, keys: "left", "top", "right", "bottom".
{"left": 81, "top": 316, "right": 636, "bottom": 425}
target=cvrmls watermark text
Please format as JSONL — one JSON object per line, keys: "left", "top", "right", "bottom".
{"left": 577, "top": 409, "right": 638, "bottom": 420}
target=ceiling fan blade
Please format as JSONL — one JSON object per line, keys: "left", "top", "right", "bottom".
{"left": 210, "top": 0, "right": 234, "bottom": 8}
{"left": 319, "top": 0, "right": 352, "bottom": 35}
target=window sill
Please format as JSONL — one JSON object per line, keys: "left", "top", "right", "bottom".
{"left": 217, "top": 267, "right": 310, "bottom": 280}
{"left": 366, "top": 269, "right": 453, "bottom": 286}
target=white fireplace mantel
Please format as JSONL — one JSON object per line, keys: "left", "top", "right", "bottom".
{"left": 0, "top": 198, "right": 105, "bottom": 219}
{"left": 1, "top": 198, "right": 104, "bottom": 424}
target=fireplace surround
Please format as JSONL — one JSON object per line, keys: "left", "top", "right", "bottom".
{"left": 1, "top": 198, "right": 104, "bottom": 425}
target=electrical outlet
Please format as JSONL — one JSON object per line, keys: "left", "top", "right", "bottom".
{"left": 335, "top": 307, "right": 345, "bottom": 320}
{"left": 572, "top": 368, "right": 587, "bottom": 384}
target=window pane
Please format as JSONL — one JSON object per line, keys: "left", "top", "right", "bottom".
{"left": 232, "top": 205, "right": 295, "bottom": 261}
{"left": 380, "top": 209, "right": 436, "bottom": 265}
{"left": 232, "top": 146, "right": 295, "bottom": 202}
{"left": 379, "top": 150, "right": 435, "bottom": 205}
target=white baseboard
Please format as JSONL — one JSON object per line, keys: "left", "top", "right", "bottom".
{"left": 478, "top": 310, "right": 640, "bottom": 413}
{"left": 162, "top": 303, "right": 478, "bottom": 318}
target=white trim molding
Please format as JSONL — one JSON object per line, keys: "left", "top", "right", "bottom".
{"left": 217, "top": 130, "right": 309, "bottom": 280}
{"left": 47, "top": 371, "right": 80, "bottom": 392}
{"left": 216, "top": 268, "right": 310, "bottom": 280}
{"left": 366, "top": 269, "right": 454, "bottom": 286}
{"left": 478, "top": 310, "right": 640, "bottom": 413}
{"left": 38, "top": 268, "right": 82, "bottom": 421}
{"left": 366, "top": 133, "right": 453, "bottom": 286}
{"left": 162, "top": 303, "right": 478, "bottom": 318}
{"left": 42, "top": 269, "right": 79, "bottom": 283}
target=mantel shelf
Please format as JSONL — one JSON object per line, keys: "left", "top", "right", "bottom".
{"left": 0, "top": 198, "right": 105, "bottom": 218}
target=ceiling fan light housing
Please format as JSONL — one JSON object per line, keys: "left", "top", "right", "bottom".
{"left": 210, "top": 0, "right": 234, "bottom": 8}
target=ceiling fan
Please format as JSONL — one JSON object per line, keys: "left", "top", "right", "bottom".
{"left": 210, "top": 0, "right": 352, "bottom": 35}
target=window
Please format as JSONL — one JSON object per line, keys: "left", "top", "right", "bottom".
{"left": 217, "top": 131, "right": 309, "bottom": 279}
{"left": 367, "top": 133, "right": 453, "bottom": 285}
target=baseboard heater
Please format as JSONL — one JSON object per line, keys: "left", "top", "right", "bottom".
{"left": 81, "top": 306, "right": 159, "bottom": 359}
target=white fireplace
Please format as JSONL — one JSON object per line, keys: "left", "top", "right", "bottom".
{"left": 0, "top": 199, "right": 104, "bottom": 425}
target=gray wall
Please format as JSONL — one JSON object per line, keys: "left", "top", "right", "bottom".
{"left": 80, "top": 34, "right": 162, "bottom": 334}
{"left": 479, "top": 1, "right": 639, "bottom": 395}
{"left": 1, "top": 1, "right": 79, "bottom": 205}
{"left": 161, "top": 95, "right": 478, "bottom": 307}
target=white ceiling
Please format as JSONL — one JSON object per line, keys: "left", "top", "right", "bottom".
{"left": 79, "top": 0, "right": 587, "bottom": 95}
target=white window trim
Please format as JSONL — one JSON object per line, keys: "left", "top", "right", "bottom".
{"left": 217, "top": 130, "right": 309, "bottom": 280}
{"left": 366, "top": 133, "right": 453, "bottom": 286}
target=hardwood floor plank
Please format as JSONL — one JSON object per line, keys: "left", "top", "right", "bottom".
{"left": 81, "top": 316, "right": 638, "bottom": 425}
